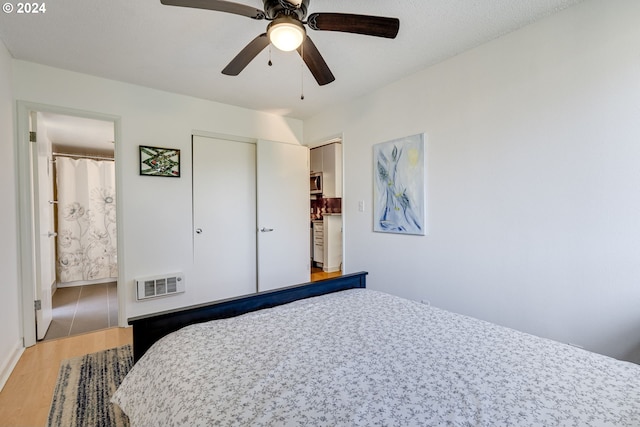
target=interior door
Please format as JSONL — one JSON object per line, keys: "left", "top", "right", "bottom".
{"left": 192, "top": 135, "right": 257, "bottom": 300}
{"left": 32, "top": 112, "right": 54, "bottom": 339}
{"left": 257, "top": 140, "right": 310, "bottom": 292}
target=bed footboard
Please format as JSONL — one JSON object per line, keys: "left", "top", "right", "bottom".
{"left": 128, "top": 271, "right": 368, "bottom": 362}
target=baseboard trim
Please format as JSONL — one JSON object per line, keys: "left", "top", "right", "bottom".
{"left": 0, "top": 339, "right": 24, "bottom": 392}
{"left": 57, "top": 277, "right": 117, "bottom": 288}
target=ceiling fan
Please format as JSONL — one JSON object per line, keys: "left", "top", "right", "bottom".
{"left": 160, "top": 0, "right": 400, "bottom": 86}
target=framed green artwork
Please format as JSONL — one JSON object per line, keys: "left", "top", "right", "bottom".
{"left": 139, "top": 145, "right": 180, "bottom": 177}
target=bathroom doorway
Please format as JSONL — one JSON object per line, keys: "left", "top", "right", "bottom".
{"left": 16, "top": 102, "right": 123, "bottom": 347}
{"left": 42, "top": 112, "right": 118, "bottom": 340}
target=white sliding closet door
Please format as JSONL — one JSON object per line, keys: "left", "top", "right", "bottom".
{"left": 257, "top": 140, "right": 309, "bottom": 292}
{"left": 193, "top": 135, "right": 257, "bottom": 300}
{"left": 193, "top": 135, "right": 309, "bottom": 299}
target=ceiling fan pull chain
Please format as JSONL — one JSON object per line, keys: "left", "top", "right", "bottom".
{"left": 268, "top": 46, "right": 273, "bottom": 66}
{"left": 300, "top": 43, "right": 305, "bottom": 100}
{"left": 300, "top": 64, "right": 304, "bottom": 100}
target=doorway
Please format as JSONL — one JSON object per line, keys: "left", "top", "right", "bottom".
{"left": 42, "top": 112, "right": 118, "bottom": 341}
{"left": 309, "top": 137, "right": 344, "bottom": 282}
{"left": 43, "top": 282, "right": 118, "bottom": 340}
{"left": 16, "top": 102, "right": 122, "bottom": 347}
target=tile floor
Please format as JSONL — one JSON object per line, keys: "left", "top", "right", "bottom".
{"left": 43, "top": 282, "right": 119, "bottom": 341}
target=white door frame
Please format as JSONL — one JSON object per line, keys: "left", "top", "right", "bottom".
{"left": 15, "top": 101, "right": 124, "bottom": 347}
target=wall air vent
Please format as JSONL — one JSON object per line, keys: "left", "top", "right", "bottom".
{"left": 136, "top": 273, "right": 185, "bottom": 300}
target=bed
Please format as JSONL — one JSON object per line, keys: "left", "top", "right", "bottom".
{"left": 114, "top": 272, "right": 640, "bottom": 426}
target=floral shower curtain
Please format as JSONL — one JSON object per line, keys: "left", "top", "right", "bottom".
{"left": 56, "top": 156, "right": 117, "bottom": 284}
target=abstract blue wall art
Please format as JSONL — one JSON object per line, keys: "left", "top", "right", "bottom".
{"left": 373, "top": 134, "right": 426, "bottom": 235}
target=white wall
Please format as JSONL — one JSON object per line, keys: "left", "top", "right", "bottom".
{"left": 305, "top": 0, "right": 640, "bottom": 362}
{"left": 0, "top": 40, "right": 23, "bottom": 389}
{"left": 12, "top": 61, "right": 304, "bottom": 320}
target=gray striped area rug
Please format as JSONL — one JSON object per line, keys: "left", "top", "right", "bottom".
{"left": 47, "top": 345, "right": 133, "bottom": 427}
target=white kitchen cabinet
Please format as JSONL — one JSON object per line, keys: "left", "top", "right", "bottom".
{"left": 312, "top": 220, "right": 324, "bottom": 264}
{"left": 322, "top": 143, "right": 342, "bottom": 198}
{"left": 312, "top": 217, "right": 341, "bottom": 272}
{"left": 323, "top": 215, "right": 342, "bottom": 272}
{"left": 310, "top": 147, "right": 323, "bottom": 174}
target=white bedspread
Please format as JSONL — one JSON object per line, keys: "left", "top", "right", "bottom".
{"left": 112, "top": 289, "right": 640, "bottom": 426}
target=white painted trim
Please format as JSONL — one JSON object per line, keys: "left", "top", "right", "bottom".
{"left": 56, "top": 277, "right": 117, "bottom": 288}
{"left": 16, "top": 101, "right": 36, "bottom": 347}
{"left": 113, "top": 117, "right": 126, "bottom": 328}
{"left": 0, "top": 339, "right": 24, "bottom": 392}
{"left": 191, "top": 129, "right": 256, "bottom": 145}
{"left": 306, "top": 133, "right": 343, "bottom": 149}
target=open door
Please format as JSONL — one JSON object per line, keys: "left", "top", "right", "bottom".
{"left": 257, "top": 140, "right": 310, "bottom": 292}
{"left": 31, "top": 111, "right": 55, "bottom": 339}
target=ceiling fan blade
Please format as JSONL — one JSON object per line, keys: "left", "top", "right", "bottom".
{"left": 307, "top": 13, "right": 400, "bottom": 38}
{"left": 297, "top": 36, "right": 335, "bottom": 86}
{"left": 160, "top": 0, "right": 265, "bottom": 20}
{"left": 222, "top": 33, "right": 270, "bottom": 76}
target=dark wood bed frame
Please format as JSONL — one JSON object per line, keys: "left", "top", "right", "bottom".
{"left": 128, "top": 271, "right": 368, "bottom": 362}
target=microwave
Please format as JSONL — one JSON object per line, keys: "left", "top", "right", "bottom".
{"left": 310, "top": 172, "right": 323, "bottom": 195}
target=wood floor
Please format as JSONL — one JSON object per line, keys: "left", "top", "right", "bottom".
{"left": 0, "top": 327, "right": 132, "bottom": 427}
{"left": 311, "top": 267, "right": 342, "bottom": 282}
{"left": 0, "top": 274, "right": 337, "bottom": 426}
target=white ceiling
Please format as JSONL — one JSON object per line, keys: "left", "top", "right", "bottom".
{"left": 1, "top": 0, "right": 584, "bottom": 121}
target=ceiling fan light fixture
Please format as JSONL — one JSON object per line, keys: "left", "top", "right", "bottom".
{"left": 267, "top": 16, "right": 306, "bottom": 52}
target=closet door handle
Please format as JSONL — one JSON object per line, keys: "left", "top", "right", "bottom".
{"left": 260, "top": 227, "right": 274, "bottom": 233}
{"left": 195, "top": 228, "right": 203, "bottom": 234}
{"left": 47, "top": 231, "right": 57, "bottom": 238}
